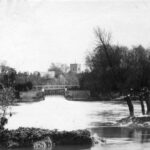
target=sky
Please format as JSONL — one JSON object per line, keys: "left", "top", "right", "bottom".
{"left": 0, "top": 0, "right": 150, "bottom": 72}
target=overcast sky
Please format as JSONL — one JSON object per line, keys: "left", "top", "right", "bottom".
{"left": 0, "top": 0, "right": 150, "bottom": 72}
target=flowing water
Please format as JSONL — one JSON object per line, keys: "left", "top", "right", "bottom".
{"left": 2, "top": 96, "right": 150, "bottom": 150}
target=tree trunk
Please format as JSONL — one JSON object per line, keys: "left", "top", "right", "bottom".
{"left": 146, "top": 100, "right": 150, "bottom": 115}
{"left": 140, "top": 100, "right": 145, "bottom": 115}
{"left": 139, "top": 95, "right": 145, "bottom": 115}
{"left": 143, "top": 92, "right": 150, "bottom": 115}
{"left": 125, "top": 96, "right": 134, "bottom": 117}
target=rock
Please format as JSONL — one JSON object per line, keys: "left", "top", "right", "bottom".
{"left": 143, "top": 122, "right": 150, "bottom": 127}
{"left": 0, "top": 117, "right": 8, "bottom": 128}
{"left": 7, "top": 140, "right": 19, "bottom": 148}
{"left": 100, "top": 138, "right": 107, "bottom": 144}
{"left": 44, "top": 136, "right": 53, "bottom": 148}
{"left": 33, "top": 136, "right": 53, "bottom": 150}
{"left": 33, "top": 141, "right": 47, "bottom": 150}
{"left": 117, "top": 116, "right": 150, "bottom": 128}
{"left": 92, "top": 134, "right": 106, "bottom": 145}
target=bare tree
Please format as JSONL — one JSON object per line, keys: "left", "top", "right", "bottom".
{"left": 94, "top": 27, "right": 113, "bottom": 68}
{"left": 94, "top": 27, "right": 134, "bottom": 116}
{"left": 94, "top": 27, "right": 118, "bottom": 87}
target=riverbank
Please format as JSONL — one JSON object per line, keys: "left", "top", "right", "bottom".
{"left": 18, "top": 90, "right": 124, "bottom": 102}
{"left": 65, "top": 90, "right": 124, "bottom": 101}
{"left": 19, "top": 90, "right": 44, "bottom": 102}
{"left": 117, "top": 116, "right": 150, "bottom": 128}
{"left": 0, "top": 127, "right": 94, "bottom": 148}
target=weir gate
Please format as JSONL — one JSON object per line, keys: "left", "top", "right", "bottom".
{"left": 33, "top": 85, "right": 80, "bottom": 96}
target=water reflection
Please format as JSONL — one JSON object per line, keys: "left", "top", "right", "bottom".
{"left": 133, "top": 129, "right": 150, "bottom": 143}
{"left": 91, "top": 127, "right": 134, "bottom": 138}
{"left": 91, "top": 127, "right": 150, "bottom": 143}
{"left": 53, "top": 145, "right": 91, "bottom": 150}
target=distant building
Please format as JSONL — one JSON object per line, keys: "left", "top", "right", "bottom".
{"left": 70, "top": 64, "right": 81, "bottom": 73}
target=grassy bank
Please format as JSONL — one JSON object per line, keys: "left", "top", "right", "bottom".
{"left": 117, "top": 116, "right": 150, "bottom": 128}
{"left": 65, "top": 90, "right": 123, "bottom": 101}
{"left": 65, "top": 90, "right": 91, "bottom": 101}
{"left": 19, "top": 90, "right": 44, "bottom": 102}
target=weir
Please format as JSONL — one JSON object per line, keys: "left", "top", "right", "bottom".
{"left": 33, "top": 85, "right": 80, "bottom": 96}
{"left": 44, "top": 89, "right": 65, "bottom": 96}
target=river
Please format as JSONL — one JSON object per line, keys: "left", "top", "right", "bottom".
{"left": 2, "top": 96, "right": 150, "bottom": 150}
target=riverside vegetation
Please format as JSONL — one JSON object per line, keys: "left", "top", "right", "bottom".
{"left": 0, "top": 127, "right": 94, "bottom": 149}
{"left": 79, "top": 28, "right": 150, "bottom": 99}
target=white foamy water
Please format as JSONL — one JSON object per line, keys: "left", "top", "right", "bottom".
{"left": 6, "top": 96, "right": 141, "bottom": 131}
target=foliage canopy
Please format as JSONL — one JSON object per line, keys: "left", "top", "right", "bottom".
{"left": 80, "top": 27, "right": 150, "bottom": 96}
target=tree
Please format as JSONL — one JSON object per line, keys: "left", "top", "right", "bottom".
{"left": 83, "top": 28, "right": 122, "bottom": 94}
{"left": 0, "top": 65, "right": 16, "bottom": 87}
{"left": 81, "top": 28, "right": 150, "bottom": 95}
{"left": 48, "top": 63, "right": 64, "bottom": 78}
{"left": 0, "top": 87, "right": 15, "bottom": 129}
{"left": 94, "top": 28, "right": 113, "bottom": 70}
{"left": 79, "top": 27, "right": 150, "bottom": 116}
{"left": 64, "top": 72, "right": 79, "bottom": 86}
